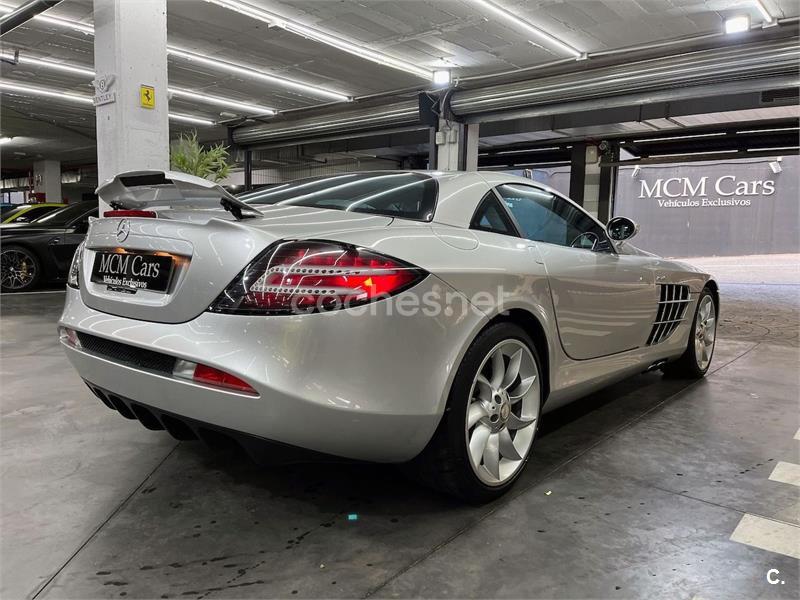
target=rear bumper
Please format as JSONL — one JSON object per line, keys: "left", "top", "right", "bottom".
{"left": 59, "top": 282, "right": 486, "bottom": 463}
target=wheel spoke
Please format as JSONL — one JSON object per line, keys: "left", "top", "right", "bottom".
{"left": 507, "top": 413, "right": 535, "bottom": 430}
{"left": 498, "top": 429, "right": 522, "bottom": 461}
{"left": 508, "top": 375, "right": 536, "bottom": 403}
{"left": 469, "top": 424, "right": 491, "bottom": 466}
{"left": 474, "top": 374, "right": 492, "bottom": 400}
{"left": 489, "top": 349, "right": 504, "bottom": 388}
{"left": 467, "top": 402, "right": 487, "bottom": 428}
{"left": 483, "top": 433, "right": 500, "bottom": 479}
{"left": 501, "top": 348, "right": 522, "bottom": 389}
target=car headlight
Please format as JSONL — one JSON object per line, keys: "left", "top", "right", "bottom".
{"left": 67, "top": 241, "right": 85, "bottom": 289}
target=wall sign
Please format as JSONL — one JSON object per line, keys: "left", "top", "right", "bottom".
{"left": 637, "top": 175, "right": 777, "bottom": 208}
{"left": 140, "top": 85, "right": 155, "bottom": 109}
{"left": 614, "top": 157, "right": 798, "bottom": 257}
{"left": 93, "top": 74, "right": 116, "bottom": 107}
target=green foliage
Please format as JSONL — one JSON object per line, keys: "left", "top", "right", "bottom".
{"left": 170, "top": 132, "right": 232, "bottom": 183}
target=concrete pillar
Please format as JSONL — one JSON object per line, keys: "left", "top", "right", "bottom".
{"left": 93, "top": 0, "right": 170, "bottom": 191}
{"left": 33, "top": 159, "right": 62, "bottom": 203}
{"left": 464, "top": 123, "right": 479, "bottom": 171}
{"left": 568, "top": 144, "right": 601, "bottom": 216}
{"left": 436, "top": 120, "right": 460, "bottom": 171}
{"left": 435, "top": 120, "right": 480, "bottom": 171}
{"left": 597, "top": 143, "right": 619, "bottom": 223}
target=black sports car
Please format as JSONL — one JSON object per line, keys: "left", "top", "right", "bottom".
{"left": 0, "top": 202, "right": 98, "bottom": 292}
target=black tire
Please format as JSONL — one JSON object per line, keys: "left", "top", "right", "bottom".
{"left": 406, "top": 322, "right": 543, "bottom": 504}
{"left": 662, "top": 287, "right": 717, "bottom": 379}
{"left": 1, "top": 245, "right": 41, "bottom": 292}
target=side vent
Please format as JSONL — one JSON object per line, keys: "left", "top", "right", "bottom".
{"left": 647, "top": 284, "right": 690, "bottom": 345}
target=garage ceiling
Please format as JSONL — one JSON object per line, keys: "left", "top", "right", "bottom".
{"left": 1, "top": 0, "right": 798, "bottom": 171}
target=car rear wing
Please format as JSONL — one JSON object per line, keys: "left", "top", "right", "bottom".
{"left": 96, "top": 170, "right": 262, "bottom": 220}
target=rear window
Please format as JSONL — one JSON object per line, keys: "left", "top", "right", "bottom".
{"left": 237, "top": 172, "right": 437, "bottom": 221}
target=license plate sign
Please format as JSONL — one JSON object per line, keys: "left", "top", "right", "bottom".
{"left": 91, "top": 252, "right": 174, "bottom": 293}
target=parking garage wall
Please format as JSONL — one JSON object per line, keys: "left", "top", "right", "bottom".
{"left": 614, "top": 156, "right": 799, "bottom": 257}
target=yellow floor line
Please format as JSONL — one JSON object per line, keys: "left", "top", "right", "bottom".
{"left": 730, "top": 514, "right": 800, "bottom": 560}
{"left": 769, "top": 461, "right": 800, "bottom": 488}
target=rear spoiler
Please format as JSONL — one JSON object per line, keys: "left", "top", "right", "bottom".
{"left": 96, "top": 170, "right": 262, "bottom": 220}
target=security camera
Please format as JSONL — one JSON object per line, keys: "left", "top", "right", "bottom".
{"left": 769, "top": 161, "right": 782, "bottom": 174}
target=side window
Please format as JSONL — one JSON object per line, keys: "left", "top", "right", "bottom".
{"left": 495, "top": 184, "right": 610, "bottom": 251}
{"left": 470, "top": 193, "right": 517, "bottom": 237}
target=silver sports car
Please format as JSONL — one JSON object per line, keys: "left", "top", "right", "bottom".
{"left": 59, "top": 170, "right": 718, "bottom": 502}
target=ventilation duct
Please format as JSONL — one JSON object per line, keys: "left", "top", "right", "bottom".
{"left": 232, "top": 37, "right": 800, "bottom": 147}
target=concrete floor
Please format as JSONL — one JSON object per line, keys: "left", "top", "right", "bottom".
{"left": 2, "top": 258, "right": 798, "bottom": 599}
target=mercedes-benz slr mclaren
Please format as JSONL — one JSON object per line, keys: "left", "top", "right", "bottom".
{"left": 59, "top": 170, "right": 718, "bottom": 502}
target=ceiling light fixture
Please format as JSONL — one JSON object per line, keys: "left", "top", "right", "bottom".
{"left": 0, "top": 136, "right": 12, "bottom": 144}
{"left": 470, "top": 0, "right": 582, "bottom": 58}
{"left": 633, "top": 132, "right": 727, "bottom": 143}
{"left": 169, "top": 88, "right": 274, "bottom": 115}
{"left": 165, "top": 47, "right": 350, "bottom": 102}
{"left": 169, "top": 113, "right": 216, "bottom": 126}
{"left": 736, "top": 126, "right": 800, "bottom": 134}
{"left": 0, "top": 3, "right": 350, "bottom": 102}
{"left": 724, "top": 15, "right": 751, "bottom": 34}
{"left": 432, "top": 69, "right": 451, "bottom": 86}
{"left": 1, "top": 54, "right": 95, "bottom": 77}
{"left": 746, "top": 146, "right": 798, "bottom": 152}
{"left": 649, "top": 150, "right": 739, "bottom": 158}
{"left": 753, "top": 0, "right": 775, "bottom": 24}
{"left": 204, "top": 0, "right": 433, "bottom": 79}
{"left": 1, "top": 56, "right": 275, "bottom": 114}
{"left": 0, "top": 81, "right": 216, "bottom": 125}
{"left": 0, "top": 3, "right": 93, "bottom": 34}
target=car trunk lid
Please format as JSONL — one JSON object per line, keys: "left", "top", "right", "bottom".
{"left": 80, "top": 206, "right": 393, "bottom": 323}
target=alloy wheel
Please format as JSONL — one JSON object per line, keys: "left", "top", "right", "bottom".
{"left": 465, "top": 339, "right": 540, "bottom": 486}
{"left": 1, "top": 249, "right": 37, "bottom": 291}
{"left": 695, "top": 295, "right": 716, "bottom": 370}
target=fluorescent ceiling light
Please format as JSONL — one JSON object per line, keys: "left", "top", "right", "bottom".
{"left": 205, "top": 0, "right": 432, "bottom": 79}
{"left": 0, "top": 3, "right": 349, "bottom": 102}
{"left": 432, "top": 70, "right": 451, "bottom": 86}
{"left": 0, "top": 81, "right": 94, "bottom": 104}
{"left": 2, "top": 55, "right": 275, "bottom": 114}
{"left": 165, "top": 47, "right": 349, "bottom": 102}
{"left": 2, "top": 54, "right": 95, "bottom": 77}
{"left": 169, "top": 113, "right": 216, "bottom": 126}
{"left": 470, "top": 0, "right": 582, "bottom": 58}
{"left": 736, "top": 126, "right": 800, "bottom": 134}
{"left": 753, "top": 0, "right": 774, "bottom": 24}
{"left": 0, "top": 137, "right": 12, "bottom": 144}
{"left": 746, "top": 146, "right": 798, "bottom": 152}
{"left": 0, "top": 81, "right": 216, "bottom": 126}
{"left": 0, "top": 2, "right": 93, "bottom": 34}
{"left": 169, "top": 88, "right": 274, "bottom": 115}
{"left": 650, "top": 150, "right": 738, "bottom": 158}
{"left": 633, "top": 132, "right": 727, "bottom": 143}
{"left": 725, "top": 15, "right": 750, "bottom": 34}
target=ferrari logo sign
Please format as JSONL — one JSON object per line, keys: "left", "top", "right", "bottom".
{"left": 140, "top": 85, "right": 155, "bottom": 109}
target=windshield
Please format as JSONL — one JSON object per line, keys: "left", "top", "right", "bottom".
{"left": 237, "top": 172, "right": 437, "bottom": 221}
{"left": 34, "top": 203, "right": 95, "bottom": 226}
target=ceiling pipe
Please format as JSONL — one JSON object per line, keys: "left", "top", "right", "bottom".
{"left": 0, "top": 0, "right": 62, "bottom": 36}
{"left": 232, "top": 37, "right": 800, "bottom": 147}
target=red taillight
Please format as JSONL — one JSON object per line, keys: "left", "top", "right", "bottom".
{"left": 210, "top": 240, "right": 426, "bottom": 314}
{"left": 173, "top": 359, "right": 257, "bottom": 395}
{"left": 103, "top": 210, "right": 157, "bottom": 218}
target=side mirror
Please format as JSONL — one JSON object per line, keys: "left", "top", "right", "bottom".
{"left": 606, "top": 216, "right": 639, "bottom": 241}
